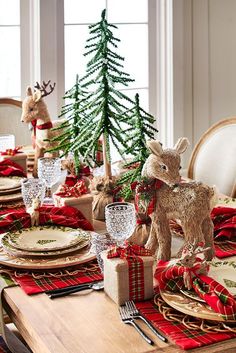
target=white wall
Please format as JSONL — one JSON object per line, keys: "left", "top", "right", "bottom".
{"left": 173, "top": 0, "right": 236, "bottom": 165}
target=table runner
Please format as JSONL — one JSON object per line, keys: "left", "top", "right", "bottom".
{"left": 136, "top": 298, "right": 236, "bottom": 350}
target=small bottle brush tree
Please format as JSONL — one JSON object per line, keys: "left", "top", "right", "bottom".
{"left": 74, "top": 9, "right": 134, "bottom": 179}
{"left": 50, "top": 74, "right": 91, "bottom": 175}
{"left": 118, "top": 93, "right": 158, "bottom": 200}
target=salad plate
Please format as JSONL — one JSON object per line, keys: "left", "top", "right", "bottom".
{"left": 5, "top": 226, "right": 91, "bottom": 252}
{"left": 1, "top": 233, "right": 90, "bottom": 257}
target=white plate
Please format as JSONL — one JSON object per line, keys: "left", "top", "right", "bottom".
{"left": 1, "top": 233, "right": 91, "bottom": 257}
{"left": 209, "top": 261, "right": 236, "bottom": 296}
{"left": 0, "top": 176, "right": 22, "bottom": 191}
{"left": 6, "top": 226, "right": 91, "bottom": 252}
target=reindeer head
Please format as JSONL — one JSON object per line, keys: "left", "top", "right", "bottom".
{"left": 141, "top": 138, "right": 189, "bottom": 186}
{"left": 21, "top": 80, "right": 55, "bottom": 123}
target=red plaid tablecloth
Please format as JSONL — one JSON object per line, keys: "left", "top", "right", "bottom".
{"left": 136, "top": 299, "right": 236, "bottom": 350}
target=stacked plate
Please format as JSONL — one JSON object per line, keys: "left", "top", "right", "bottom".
{"left": 0, "top": 225, "right": 96, "bottom": 269}
{"left": 0, "top": 176, "right": 23, "bottom": 206}
{"left": 160, "top": 261, "right": 236, "bottom": 323}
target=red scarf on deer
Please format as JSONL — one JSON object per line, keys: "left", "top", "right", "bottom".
{"left": 31, "top": 119, "right": 53, "bottom": 147}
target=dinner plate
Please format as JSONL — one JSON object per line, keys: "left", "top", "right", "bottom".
{"left": 208, "top": 261, "right": 236, "bottom": 296}
{"left": 0, "top": 241, "right": 96, "bottom": 270}
{"left": 0, "top": 192, "right": 22, "bottom": 202}
{"left": 0, "top": 176, "right": 23, "bottom": 191}
{"left": 0, "top": 186, "right": 21, "bottom": 195}
{"left": 6, "top": 226, "right": 90, "bottom": 252}
{"left": 160, "top": 290, "right": 235, "bottom": 322}
{"left": 1, "top": 233, "right": 91, "bottom": 257}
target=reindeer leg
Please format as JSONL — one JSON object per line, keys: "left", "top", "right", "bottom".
{"left": 33, "top": 146, "right": 44, "bottom": 177}
{"left": 202, "top": 216, "right": 214, "bottom": 260}
{"left": 145, "top": 215, "right": 159, "bottom": 254}
{"left": 155, "top": 213, "right": 172, "bottom": 261}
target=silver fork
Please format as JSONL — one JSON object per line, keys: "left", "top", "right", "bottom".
{"left": 125, "top": 301, "right": 167, "bottom": 342}
{"left": 119, "top": 306, "right": 154, "bottom": 345}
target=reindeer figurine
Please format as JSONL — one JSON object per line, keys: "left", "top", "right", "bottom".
{"left": 21, "top": 80, "right": 64, "bottom": 177}
{"left": 141, "top": 138, "right": 216, "bottom": 261}
{"left": 27, "top": 196, "right": 41, "bottom": 227}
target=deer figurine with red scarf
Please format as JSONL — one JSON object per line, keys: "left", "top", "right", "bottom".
{"left": 141, "top": 138, "right": 217, "bottom": 261}
{"left": 21, "top": 81, "right": 64, "bottom": 177}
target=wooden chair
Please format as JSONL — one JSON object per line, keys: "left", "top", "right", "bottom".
{"left": 187, "top": 117, "right": 236, "bottom": 197}
{"left": 0, "top": 98, "right": 31, "bottom": 146}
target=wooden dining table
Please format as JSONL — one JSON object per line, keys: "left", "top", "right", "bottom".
{"left": 2, "top": 218, "right": 236, "bottom": 353}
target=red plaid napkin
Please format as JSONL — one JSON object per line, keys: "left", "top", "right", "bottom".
{"left": 136, "top": 299, "right": 236, "bottom": 350}
{"left": 155, "top": 259, "right": 236, "bottom": 320}
{"left": 0, "top": 205, "right": 94, "bottom": 234}
{"left": 0, "top": 159, "right": 26, "bottom": 177}
{"left": 11, "top": 261, "right": 103, "bottom": 295}
{"left": 211, "top": 206, "right": 236, "bottom": 258}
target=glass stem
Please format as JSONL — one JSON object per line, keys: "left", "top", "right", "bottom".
{"left": 46, "top": 186, "right": 52, "bottom": 199}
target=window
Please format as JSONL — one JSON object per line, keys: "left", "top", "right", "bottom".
{"left": 64, "top": 0, "right": 149, "bottom": 110}
{"left": 0, "top": 0, "right": 21, "bottom": 98}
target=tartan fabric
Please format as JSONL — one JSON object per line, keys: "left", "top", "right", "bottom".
{"left": 136, "top": 299, "right": 236, "bottom": 350}
{"left": 0, "top": 159, "right": 26, "bottom": 177}
{"left": 0, "top": 205, "right": 94, "bottom": 234}
{"left": 107, "top": 243, "right": 152, "bottom": 301}
{"left": 211, "top": 206, "right": 236, "bottom": 258}
{"left": 134, "top": 179, "right": 163, "bottom": 216}
{"left": 55, "top": 179, "right": 88, "bottom": 198}
{"left": 11, "top": 261, "right": 103, "bottom": 295}
{"left": 155, "top": 260, "right": 236, "bottom": 320}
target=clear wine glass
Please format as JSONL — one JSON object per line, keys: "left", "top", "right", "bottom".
{"left": 105, "top": 202, "right": 136, "bottom": 247}
{"left": 21, "top": 178, "right": 46, "bottom": 209}
{"left": 38, "top": 157, "right": 61, "bottom": 205}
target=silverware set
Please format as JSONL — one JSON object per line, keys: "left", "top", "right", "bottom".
{"left": 46, "top": 281, "right": 104, "bottom": 299}
{"left": 119, "top": 300, "right": 167, "bottom": 345}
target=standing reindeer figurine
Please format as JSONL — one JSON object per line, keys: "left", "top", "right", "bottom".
{"left": 21, "top": 80, "right": 65, "bottom": 177}
{"left": 141, "top": 138, "right": 216, "bottom": 261}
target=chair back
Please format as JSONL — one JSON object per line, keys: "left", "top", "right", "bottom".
{"left": 188, "top": 117, "right": 236, "bottom": 197}
{"left": 0, "top": 98, "right": 31, "bottom": 147}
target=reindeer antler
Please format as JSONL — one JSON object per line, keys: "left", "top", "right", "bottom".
{"left": 34, "top": 80, "right": 56, "bottom": 98}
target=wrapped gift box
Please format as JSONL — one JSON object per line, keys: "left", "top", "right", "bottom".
{"left": 0, "top": 153, "right": 27, "bottom": 174}
{"left": 54, "top": 193, "right": 93, "bottom": 225}
{"left": 101, "top": 251, "right": 154, "bottom": 305}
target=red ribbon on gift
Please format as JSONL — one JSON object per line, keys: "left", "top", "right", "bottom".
{"left": 55, "top": 179, "right": 88, "bottom": 198}
{"left": 0, "top": 146, "right": 22, "bottom": 156}
{"left": 155, "top": 259, "right": 236, "bottom": 320}
{"left": 107, "top": 243, "right": 152, "bottom": 302}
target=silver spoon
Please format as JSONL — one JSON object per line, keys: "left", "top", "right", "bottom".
{"left": 49, "top": 281, "right": 104, "bottom": 299}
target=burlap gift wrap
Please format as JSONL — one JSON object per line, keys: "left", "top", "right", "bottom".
{"left": 101, "top": 249, "right": 154, "bottom": 305}
{"left": 0, "top": 152, "right": 27, "bottom": 174}
{"left": 53, "top": 193, "right": 93, "bottom": 225}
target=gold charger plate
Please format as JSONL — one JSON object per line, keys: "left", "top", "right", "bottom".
{"left": 0, "top": 238, "right": 97, "bottom": 270}
{"left": 1, "top": 233, "right": 91, "bottom": 257}
{"left": 6, "top": 226, "right": 89, "bottom": 252}
{"left": 0, "top": 176, "right": 23, "bottom": 191}
{"left": 160, "top": 290, "right": 236, "bottom": 323}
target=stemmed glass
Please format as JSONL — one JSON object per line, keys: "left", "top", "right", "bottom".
{"left": 105, "top": 202, "right": 136, "bottom": 247}
{"left": 38, "top": 157, "right": 61, "bottom": 205}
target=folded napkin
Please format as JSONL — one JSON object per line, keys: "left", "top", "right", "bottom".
{"left": 0, "top": 159, "right": 26, "bottom": 177}
{"left": 136, "top": 299, "right": 236, "bottom": 350}
{"left": 155, "top": 259, "right": 236, "bottom": 320}
{"left": 211, "top": 206, "right": 236, "bottom": 258}
{"left": 0, "top": 205, "right": 93, "bottom": 234}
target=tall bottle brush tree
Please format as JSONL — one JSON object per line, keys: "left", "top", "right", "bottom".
{"left": 118, "top": 93, "right": 158, "bottom": 200}
{"left": 74, "top": 9, "right": 135, "bottom": 178}
{"left": 50, "top": 75, "right": 91, "bottom": 175}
